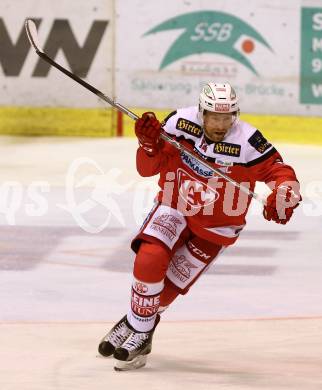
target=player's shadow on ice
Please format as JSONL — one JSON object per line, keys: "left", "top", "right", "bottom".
{"left": 147, "top": 354, "right": 262, "bottom": 385}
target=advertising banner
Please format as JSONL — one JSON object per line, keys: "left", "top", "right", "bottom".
{"left": 116, "top": 0, "right": 322, "bottom": 116}
{"left": 301, "top": 7, "right": 322, "bottom": 105}
{"left": 0, "top": 0, "right": 322, "bottom": 117}
{"left": 0, "top": 0, "right": 113, "bottom": 107}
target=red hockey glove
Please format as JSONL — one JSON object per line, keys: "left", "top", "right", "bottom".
{"left": 135, "top": 112, "right": 163, "bottom": 156}
{"left": 263, "top": 184, "right": 302, "bottom": 224}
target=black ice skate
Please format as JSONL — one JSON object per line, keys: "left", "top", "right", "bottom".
{"left": 98, "top": 315, "right": 133, "bottom": 357}
{"left": 113, "top": 314, "right": 160, "bottom": 371}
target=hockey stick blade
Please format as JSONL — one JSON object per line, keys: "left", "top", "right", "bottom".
{"left": 24, "top": 19, "right": 138, "bottom": 120}
{"left": 24, "top": 19, "right": 261, "bottom": 202}
{"left": 25, "top": 19, "right": 44, "bottom": 54}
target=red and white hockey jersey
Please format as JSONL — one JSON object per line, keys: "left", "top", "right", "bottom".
{"left": 136, "top": 106, "right": 299, "bottom": 245}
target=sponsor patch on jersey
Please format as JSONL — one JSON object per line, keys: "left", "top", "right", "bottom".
{"left": 215, "top": 159, "right": 234, "bottom": 167}
{"left": 181, "top": 152, "right": 213, "bottom": 178}
{"left": 213, "top": 142, "right": 241, "bottom": 157}
{"left": 176, "top": 118, "right": 202, "bottom": 137}
{"left": 248, "top": 130, "right": 272, "bottom": 154}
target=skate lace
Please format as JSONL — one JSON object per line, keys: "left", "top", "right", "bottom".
{"left": 121, "top": 332, "right": 149, "bottom": 352}
{"left": 108, "top": 322, "right": 131, "bottom": 346}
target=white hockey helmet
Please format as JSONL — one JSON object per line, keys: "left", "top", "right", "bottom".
{"left": 198, "top": 82, "right": 239, "bottom": 123}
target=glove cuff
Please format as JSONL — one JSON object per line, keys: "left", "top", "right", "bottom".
{"left": 139, "top": 138, "right": 164, "bottom": 156}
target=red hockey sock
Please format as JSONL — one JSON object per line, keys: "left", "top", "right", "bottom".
{"left": 159, "top": 277, "right": 180, "bottom": 308}
{"left": 133, "top": 242, "right": 170, "bottom": 282}
{"left": 128, "top": 242, "right": 171, "bottom": 331}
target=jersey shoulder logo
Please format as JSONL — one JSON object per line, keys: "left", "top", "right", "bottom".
{"left": 213, "top": 142, "right": 241, "bottom": 157}
{"left": 248, "top": 130, "right": 271, "bottom": 154}
{"left": 176, "top": 118, "right": 202, "bottom": 138}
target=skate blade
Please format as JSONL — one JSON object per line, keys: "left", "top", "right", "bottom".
{"left": 114, "top": 355, "right": 147, "bottom": 371}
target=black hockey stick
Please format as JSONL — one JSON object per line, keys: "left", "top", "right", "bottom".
{"left": 25, "top": 18, "right": 262, "bottom": 202}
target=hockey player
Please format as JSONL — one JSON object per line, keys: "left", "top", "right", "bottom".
{"left": 98, "top": 82, "right": 301, "bottom": 371}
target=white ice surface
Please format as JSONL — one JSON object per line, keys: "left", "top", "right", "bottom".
{"left": 0, "top": 137, "right": 321, "bottom": 322}
{"left": 1, "top": 137, "right": 322, "bottom": 390}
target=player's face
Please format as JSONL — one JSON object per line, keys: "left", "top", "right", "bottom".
{"left": 203, "top": 111, "right": 234, "bottom": 142}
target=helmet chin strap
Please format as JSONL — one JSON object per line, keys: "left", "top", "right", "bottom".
{"left": 225, "top": 110, "right": 240, "bottom": 138}
{"left": 197, "top": 105, "right": 204, "bottom": 126}
{"left": 233, "top": 109, "right": 240, "bottom": 124}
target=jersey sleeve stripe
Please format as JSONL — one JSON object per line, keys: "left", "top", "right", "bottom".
{"left": 161, "top": 110, "right": 177, "bottom": 127}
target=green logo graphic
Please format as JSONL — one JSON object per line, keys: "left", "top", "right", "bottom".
{"left": 300, "top": 8, "right": 322, "bottom": 104}
{"left": 144, "top": 11, "right": 273, "bottom": 75}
